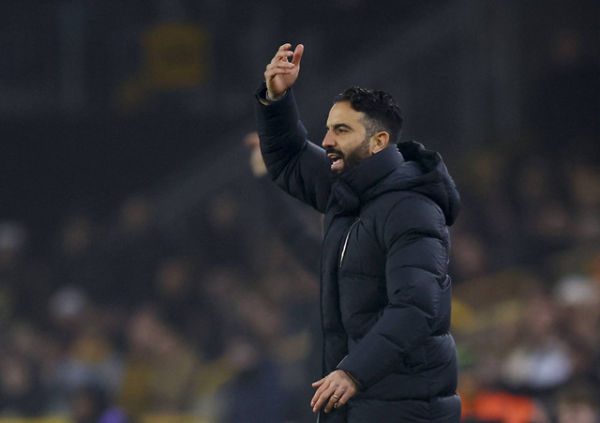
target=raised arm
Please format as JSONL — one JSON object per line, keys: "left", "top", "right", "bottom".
{"left": 255, "top": 43, "right": 331, "bottom": 212}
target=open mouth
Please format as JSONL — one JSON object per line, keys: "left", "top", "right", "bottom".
{"left": 327, "top": 153, "right": 344, "bottom": 171}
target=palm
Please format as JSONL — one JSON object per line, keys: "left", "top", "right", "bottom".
{"left": 271, "top": 67, "right": 299, "bottom": 94}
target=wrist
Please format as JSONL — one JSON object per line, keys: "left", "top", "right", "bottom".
{"left": 341, "top": 370, "right": 361, "bottom": 389}
{"left": 266, "top": 89, "right": 286, "bottom": 101}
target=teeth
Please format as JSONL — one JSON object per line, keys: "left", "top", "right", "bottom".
{"left": 330, "top": 158, "right": 343, "bottom": 169}
{"left": 328, "top": 154, "right": 343, "bottom": 170}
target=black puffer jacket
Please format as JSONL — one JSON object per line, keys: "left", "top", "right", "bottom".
{"left": 256, "top": 84, "right": 461, "bottom": 422}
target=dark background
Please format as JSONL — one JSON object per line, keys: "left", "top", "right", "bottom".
{"left": 1, "top": 1, "right": 599, "bottom": 422}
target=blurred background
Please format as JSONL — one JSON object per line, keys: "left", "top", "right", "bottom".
{"left": 1, "top": 0, "right": 599, "bottom": 422}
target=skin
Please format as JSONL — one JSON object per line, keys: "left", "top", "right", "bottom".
{"left": 265, "top": 43, "right": 389, "bottom": 174}
{"left": 264, "top": 43, "right": 391, "bottom": 414}
{"left": 264, "top": 43, "right": 303, "bottom": 100}
{"left": 323, "top": 101, "right": 389, "bottom": 173}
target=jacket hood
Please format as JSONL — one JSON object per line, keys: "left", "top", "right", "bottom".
{"left": 335, "top": 141, "right": 461, "bottom": 225}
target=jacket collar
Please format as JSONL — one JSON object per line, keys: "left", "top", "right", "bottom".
{"left": 341, "top": 146, "right": 404, "bottom": 196}
{"left": 328, "top": 146, "right": 404, "bottom": 214}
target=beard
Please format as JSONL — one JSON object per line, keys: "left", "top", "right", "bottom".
{"left": 344, "top": 137, "right": 371, "bottom": 170}
{"left": 326, "top": 136, "right": 371, "bottom": 176}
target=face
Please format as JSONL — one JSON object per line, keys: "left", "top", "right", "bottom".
{"left": 322, "top": 101, "right": 373, "bottom": 173}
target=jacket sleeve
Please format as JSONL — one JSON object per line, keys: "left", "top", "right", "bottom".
{"left": 337, "top": 195, "right": 449, "bottom": 388}
{"left": 254, "top": 83, "right": 331, "bottom": 213}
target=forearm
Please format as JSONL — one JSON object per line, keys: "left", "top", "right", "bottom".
{"left": 255, "top": 83, "right": 307, "bottom": 176}
{"left": 254, "top": 83, "right": 331, "bottom": 212}
{"left": 336, "top": 304, "right": 432, "bottom": 388}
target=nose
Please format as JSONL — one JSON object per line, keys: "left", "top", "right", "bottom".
{"left": 322, "top": 130, "right": 335, "bottom": 148}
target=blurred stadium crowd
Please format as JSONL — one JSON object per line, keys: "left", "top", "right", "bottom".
{"left": 1, "top": 1, "right": 599, "bottom": 423}
{"left": 2, "top": 88, "right": 599, "bottom": 423}
{"left": 0, "top": 187, "right": 321, "bottom": 422}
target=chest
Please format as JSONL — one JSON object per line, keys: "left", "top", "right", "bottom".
{"left": 322, "top": 212, "right": 386, "bottom": 278}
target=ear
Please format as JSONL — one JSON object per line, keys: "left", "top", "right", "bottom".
{"left": 370, "top": 131, "right": 390, "bottom": 154}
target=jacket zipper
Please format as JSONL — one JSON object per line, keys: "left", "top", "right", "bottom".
{"left": 339, "top": 218, "right": 360, "bottom": 268}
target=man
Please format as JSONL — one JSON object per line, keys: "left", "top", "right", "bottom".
{"left": 255, "top": 43, "right": 461, "bottom": 422}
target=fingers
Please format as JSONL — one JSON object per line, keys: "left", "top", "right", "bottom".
{"left": 310, "top": 379, "right": 341, "bottom": 414}
{"left": 271, "top": 43, "right": 293, "bottom": 64}
{"left": 311, "top": 377, "right": 325, "bottom": 387}
{"left": 312, "top": 386, "right": 346, "bottom": 414}
{"left": 272, "top": 49, "right": 293, "bottom": 64}
{"left": 310, "top": 380, "right": 328, "bottom": 409}
{"left": 335, "top": 387, "right": 355, "bottom": 408}
{"left": 264, "top": 61, "right": 296, "bottom": 82}
{"left": 271, "top": 43, "right": 303, "bottom": 65}
{"left": 310, "top": 371, "right": 358, "bottom": 414}
{"left": 264, "top": 62, "right": 295, "bottom": 81}
{"left": 292, "top": 44, "right": 304, "bottom": 66}
{"left": 323, "top": 392, "right": 342, "bottom": 414}
{"left": 311, "top": 386, "right": 332, "bottom": 413}
{"left": 264, "top": 42, "right": 303, "bottom": 90}
{"left": 311, "top": 377, "right": 332, "bottom": 412}
{"left": 265, "top": 61, "right": 294, "bottom": 73}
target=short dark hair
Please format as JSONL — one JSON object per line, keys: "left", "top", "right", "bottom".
{"left": 335, "top": 87, "right": 403, "bottom": 143}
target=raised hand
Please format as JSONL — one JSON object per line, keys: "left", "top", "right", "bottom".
{"left": 264, "top": 43, "right": 304, "bottom": 100}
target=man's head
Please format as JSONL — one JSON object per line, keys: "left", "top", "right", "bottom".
{"left": 323, "top": 87, "right": 403, "bottom": 173}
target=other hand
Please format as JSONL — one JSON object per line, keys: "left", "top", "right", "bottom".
{"left": 243, "top": 132, "right": 267, "bottom": 177}
{"left": 311, "top": 369, "right": 358, "bottom": 414}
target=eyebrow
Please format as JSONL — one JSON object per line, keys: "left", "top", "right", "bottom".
{"left": 326, "top": 123, "right": 353, "bottom": 131}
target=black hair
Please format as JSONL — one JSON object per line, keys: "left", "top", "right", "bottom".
{"left": 335, "top": 87, "right": 403, "bottom": 144}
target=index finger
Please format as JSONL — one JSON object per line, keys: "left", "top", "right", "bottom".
{"left": 278, "top": 43, "right": 292, "bottom": 51}
{"left": 271, "top": 50, "right": 294, "bottom": 64}
{"left": 312, "top": 377, "right": 325, "bottom": 387}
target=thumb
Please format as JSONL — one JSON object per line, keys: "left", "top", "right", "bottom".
{"left": 292, "top": 44, "right": 304, "bottom": 66}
